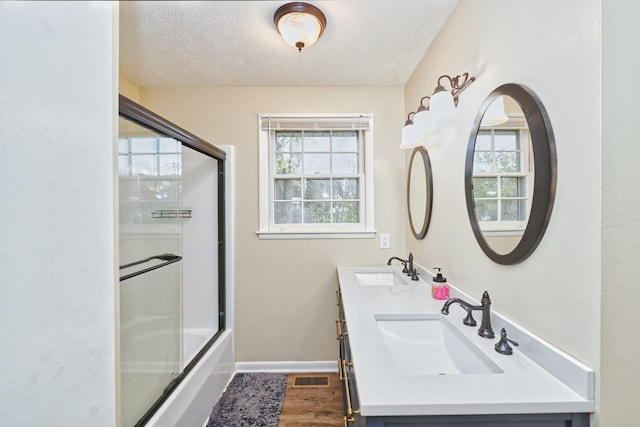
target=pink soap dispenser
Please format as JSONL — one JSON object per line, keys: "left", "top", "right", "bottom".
{"left": 431, "top": 267, "right": 449, "bottom": 300}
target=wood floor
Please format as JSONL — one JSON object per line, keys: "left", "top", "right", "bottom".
{"left": 278, "top": 373, "right": 344, "bottom": 427}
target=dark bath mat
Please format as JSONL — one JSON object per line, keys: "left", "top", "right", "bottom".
{"left": 206, "top": 372, "right": 288, "bottom": 427}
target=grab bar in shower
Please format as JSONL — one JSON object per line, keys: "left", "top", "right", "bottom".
{"left": 119, "top": 253, "right": 183, "bottom": 282}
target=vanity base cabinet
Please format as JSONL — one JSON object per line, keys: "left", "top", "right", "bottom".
{"left": 363, "top": 412, "right": 589, "bottom": 427}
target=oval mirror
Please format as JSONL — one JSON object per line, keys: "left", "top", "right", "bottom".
{"left": 407, "top": 146, "right": 433, "bottom": 239}
{"left": 465, "top": 84, "right": 556, "bottom": 264}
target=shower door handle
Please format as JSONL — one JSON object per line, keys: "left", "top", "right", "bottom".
{"left": 119, "top": 253, "right": 183, "bottom": 282}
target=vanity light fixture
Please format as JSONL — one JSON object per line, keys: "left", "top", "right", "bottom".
{"left": 274, "top": 2, "right": 327, "bottom": 52}
{"left": 400, "top": 72, "right": 476, "bottom": 149}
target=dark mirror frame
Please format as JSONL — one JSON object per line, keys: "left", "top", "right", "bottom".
{"left": 465, "top": 83, "right": 557, "bottom": 265}
{"left": 407, "top": 146, "right": 433, "bottom": 239}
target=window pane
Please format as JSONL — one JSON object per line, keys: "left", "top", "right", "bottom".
{"left": 131, "top": 137, "right": 157, "bottom": 153}
{"left": 473, "top": 177, "right": 497, "bottom": 198}
{"left": 333, "top": 178, "right": 359, "bottom": 199}
{"left": 118, "top": 156, "right": 129, "bottom": 175}
{"left": 304, "top": 201, "right": 331, "bottom": 223}
{"left": 304, "top": 178, "right": 331, "bottom": 200}
{"left": 159, "top": 137, "right": 180, "bottom": 153}
{"left": 275, "top": 179, "right": 302, "bottom": 200}
{"left": 276, "top": 132, "right": 302, "bottom": 153}
{"left": 119, "top": 139, "right": 128, "bottom": 154}
{"left": 274, "top": 202, "right": 301, "bottom": 224}
{"left": 303, "top": 153, "right": 330, "bottom": 174}
{"left": 332, "top": 131, "right": 358, "bottom": 152}
{"left": 501, "top": 199, "right": 527, "bottom": 221}
{"left": 475, "top": 132, "right": 493, "bottom": 151}
{"left": 159, "top": 154, "right": 181, "bottom": 176}
{"left": 334, "top": 201, "right": 359, "bottom": 223}
{"left": 475, "top": 199, "right": 498, "bottom": 221}
{"left": 494, "top": 131, "right": 519, "bottom": 151}
{"left": 275, "top": 153, "right": 302, "bottom": 175}
{"left": 495, "top": 152, "right": 519, "bottom": 173}
{"left": 473, "top": 152, "right": 494, "bottom": 173}
{"left": 501, "top": 177, "right": 525, "bottom": 197}
{"left": 131, "top": 155, "right": 158, "bottom": 176}
{"left": 303, "top": 131, "right": 331, "bottom": 151}
{"left": 332, "top": 153, "right": 359, "bottom": 174}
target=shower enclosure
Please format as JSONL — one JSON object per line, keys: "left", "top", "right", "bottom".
{"left": 118, "top": 96, "right": 226, "bottom": 427}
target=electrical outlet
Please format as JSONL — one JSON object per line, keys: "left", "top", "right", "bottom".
{"left": 380, "top": 234, "right": 390, "bottom": 249}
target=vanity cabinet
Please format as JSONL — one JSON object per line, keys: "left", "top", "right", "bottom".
{"left": 336, "top": 284, "right": 590, "bottom": 427}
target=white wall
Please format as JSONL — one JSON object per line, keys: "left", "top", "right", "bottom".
{"left": 600, "top": 1, "right": 640, "bottom": 425}
{"left": 0, "top": 2, "right": 118, "bottom": 426}
{"left": 138, "top": 86, "right": 406, "bottom": 362}
{"left": 405, "top": 0, "right": 601, "bottom": 416}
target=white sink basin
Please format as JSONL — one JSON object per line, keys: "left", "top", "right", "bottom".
{"left": 355, "top": 271, "right": 405, "bottom": 287}
{"left": 374, "top": 313, "right": 503, "bottom": 376}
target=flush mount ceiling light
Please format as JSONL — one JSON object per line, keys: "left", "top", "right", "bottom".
{"left": 274, "top": 2, "right": 327, "bottom": 52}
{"left": 400, "top": 72, "right": 476, "bottom": 149}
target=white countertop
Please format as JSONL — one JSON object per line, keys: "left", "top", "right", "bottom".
{"left": 337, "top": 265, "right": 595, "bottom": 417}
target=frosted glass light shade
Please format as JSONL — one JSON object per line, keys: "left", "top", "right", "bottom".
{"left": 413, "top": 108, "right": 439, "bottom": 137}
{"left": 429, "top": 89, "right": 456, "bottom": 121}
{"left": 400, "top": 124, "right": 422, "bottom": 149}
{"left": 274, "top": 3, "right": 327, "bottom": 52}
{"left": 480, "top": 96, "right": 509, "bottom": 126}
{"left": 277, "top": 12, "right": 322, "bottom": 49}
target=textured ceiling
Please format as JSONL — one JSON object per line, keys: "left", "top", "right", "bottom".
{"left": 119, "top": 0, "right": 458, "bottom": 87}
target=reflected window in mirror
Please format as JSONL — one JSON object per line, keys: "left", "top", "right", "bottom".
{"left": 472, "top": 109, "right": 532, "bottom": 238}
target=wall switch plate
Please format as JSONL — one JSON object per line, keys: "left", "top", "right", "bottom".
{"left": 380, "top": 234, "right": 390, "bottom": 249}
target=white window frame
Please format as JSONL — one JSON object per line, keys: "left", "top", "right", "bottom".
{"left": 257, "top": 113, "right": 375, "bottom": 239}
{"left": 475, "top": 115, "right": 533, "bottom": 235}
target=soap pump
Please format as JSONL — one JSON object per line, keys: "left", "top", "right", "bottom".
{"left": 431, "top": 267, "right": 449, "bottom": 300}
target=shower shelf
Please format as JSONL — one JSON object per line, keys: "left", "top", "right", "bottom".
{"left": 152, "top": 209, "right": 192, "bottom": 219}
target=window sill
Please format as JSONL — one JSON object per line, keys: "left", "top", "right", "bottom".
{"left": 256, "top": 230, "right": 376, "bottom": 240}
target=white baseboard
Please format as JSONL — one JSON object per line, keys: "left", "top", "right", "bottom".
{"left": 235, "top": 360, "right": 338, "bottom": 373}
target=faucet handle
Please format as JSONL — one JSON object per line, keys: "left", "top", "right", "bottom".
{"left": 494, "top": 328, "right": 519, "bottom": 355}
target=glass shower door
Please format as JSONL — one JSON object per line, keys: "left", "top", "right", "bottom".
{"left": 118, "top": 117, "right": 183, "bottom": 427}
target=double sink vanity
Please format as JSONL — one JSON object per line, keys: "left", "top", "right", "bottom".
{"left": 336, "top": 264, "right": 594, "bottom": 427}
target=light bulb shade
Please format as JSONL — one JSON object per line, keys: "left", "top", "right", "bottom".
{"left": 429, "top": 88, "right": 456, "bottom": 121}
{"left": 274, "top": 2, "right": 326, "bottom": 51}
{"left": 413, "top": 108, "right": 439, "bottom": 137}
{"left": 400, "top": 124, "right": 423, "bottom": 149}
{"left": 480, "top": 96, "right": 509, "bottom": 127}
{"left": 413, "top": 109, "right": 430, "bottom": 129}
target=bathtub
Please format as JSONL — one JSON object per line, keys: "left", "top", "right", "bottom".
{"left": 120, "top": 318, "right": 234, "bottom": 427}
{"left": 144, "top": 329, "right": 234, "bottom": 427}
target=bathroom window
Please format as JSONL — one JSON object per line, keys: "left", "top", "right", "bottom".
{"left": 472, "top": 128, "right": 532, "bottom": 233}
{"left": 258, "top": 114, "right": 375, "bottom": 239}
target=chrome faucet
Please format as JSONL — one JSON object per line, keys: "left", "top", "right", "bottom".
{"left": 441, "top": 291, "right": 495, "bottom": 338}
{"left": 387, "top": 252, "right": 419, "bottom": 280}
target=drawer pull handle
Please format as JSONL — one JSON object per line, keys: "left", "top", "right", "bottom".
{"left": 335, "top": 319, "right": 347, "bottom": 340}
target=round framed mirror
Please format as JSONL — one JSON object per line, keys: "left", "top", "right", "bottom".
{"left": 407, "top": 146, "right": 433, "bottom": 239}
{"left": 465, "top": 84, "right": 557, "bottom": 264}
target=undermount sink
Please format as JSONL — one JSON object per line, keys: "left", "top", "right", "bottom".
{"left": 355, "top": 271, "right": 405, "bottom": 287}
{"left": 374, "top": 313, "right": 503, "bottom": 376}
